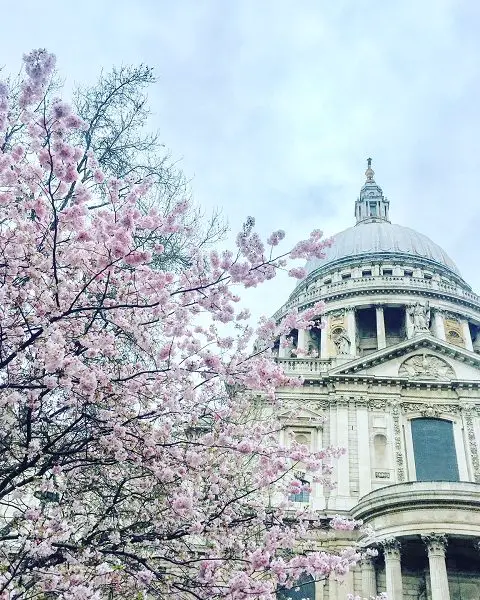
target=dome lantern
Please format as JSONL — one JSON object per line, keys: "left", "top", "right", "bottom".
{"left": 355, "top": 158, "right": 390, "bottom": 224}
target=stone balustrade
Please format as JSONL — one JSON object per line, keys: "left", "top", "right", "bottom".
{"left": 274, "top": 274, "right": 480, "bottom": 321}
{"left": 276, "top": 357, "right": 331, "bottom": 376}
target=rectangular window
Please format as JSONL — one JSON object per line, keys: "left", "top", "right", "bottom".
{"left": 324, "top": 278, "right": 332, "bottom": 285}
{"left": 369, "top": 202, "right": 378, "bottom": 216}
{"left": 424, "top": 273, "right": 433, "bottom": 280}
{"left": 362, "top": 269, "right": 372, "bottom": 277}
{"left": 383, "top": 269, "right": 393, "bottom": 276}
{"left": 289, "top": 483, "right": 310, "bottom": 503}
{"left": 404, "top": 269, "right": 413, "bottom": 277}
{"left": 341, "top": 273, "right": 351, "bottom": 280}
{"left": 411, "top": 418, "right": 459, "bottom": 481}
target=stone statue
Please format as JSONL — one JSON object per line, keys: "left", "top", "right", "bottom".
{"left": 333, "top": 329, "right": 351, "bottom": 355}
{"left": 473, "top": 332, "right": 480, "bottom": 355}
{"left": 409, "top": 301, "right": 430, "bottom": 334}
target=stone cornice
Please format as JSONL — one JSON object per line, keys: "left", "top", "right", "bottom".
{"left": 351, "top": 481, "right": 480, "bottom": 522}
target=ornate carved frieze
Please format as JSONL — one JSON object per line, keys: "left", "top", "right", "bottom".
{"left": 401, "top": 402, "right": 459, "bottom": 417}
{"left": 335, "top": 395, "right": 350, "bottom": 408}
{"left": 391, "top": 402, "right": 406, "bottom": 482}
{"left": 421, "top": 533, "right": 448, "bottom": 556}
{"left": 312, "top": 400, "right": 331, "bottom": 411}
{"left": 368, "top": 399, "right": 388, "bottom": 410}
{"left": 355, "top": 396, "right": 369, "bottom": 409}
{"left": 461, "top": 404, "right": 480, "bottom": 483}
{"left": 398, "top": 354, "right": 455, "bottom": 380}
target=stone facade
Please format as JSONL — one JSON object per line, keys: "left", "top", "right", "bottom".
{"left": 274, "top": 162, "right": 480, "bottom": 599}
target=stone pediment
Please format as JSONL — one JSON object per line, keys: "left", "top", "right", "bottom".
{"left": 329, "top": 335, "right": 480, "bottom": 383}
{"left": 278, "top": 405, "right": 326, "bottom": 425}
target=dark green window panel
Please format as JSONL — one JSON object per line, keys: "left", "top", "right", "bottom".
{"left": 277, "top": 574, "right": 315, "bottom": 600}
{"left": 411, "top": 418, "right": 459, "bottom": 481}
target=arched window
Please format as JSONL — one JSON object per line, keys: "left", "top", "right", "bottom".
{"left": 277, "top": 574, "right": 315, "bottom": 600}
{"left": 411, "top": 418, "right": 459, "bottom": 481}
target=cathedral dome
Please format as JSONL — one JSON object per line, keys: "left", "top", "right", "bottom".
{"left": 304, "top": 159, "right": 460, "bottom": 279}
{"left": 305, "top": 220, "right": 460, "bottom": 277}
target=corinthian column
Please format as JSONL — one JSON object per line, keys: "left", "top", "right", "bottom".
{"left": 360, "top": 555, "right": 377, "bottom": 598}
{"left": 376, "top": 306, "right": 386, "bottom": 349}
{"left": 297, "top": 329, "right": 308, "bottom": 354}
{"left": 382, "top": 538, "right": 403, "bottom": 600}
{"left": 422, "top": 533, "right": 450, "bottom": 600}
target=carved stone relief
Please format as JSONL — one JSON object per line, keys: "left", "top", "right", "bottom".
{"left": 398, "top": 354, "right": 455, "bottom": 380}
{"left": 368, "top": 399, "right": 388, "bottom": 410}
{"left": 444, "top": 316, "right": 465, "bottom": 347}
{"left": 355, "top": 396, "right": 369, "bottom": 409}
{"left": 461, "top": 404, "right": 480, "bottom": 483}
{"left": 401, "top": 402, "right": 459, "bottom": 417}
{"left": 391, "top": 402, "right": 406, "bottom": 482}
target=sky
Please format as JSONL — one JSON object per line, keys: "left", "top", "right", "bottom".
{"left": 2, "top": 0, "right": 480, "bottom": 321}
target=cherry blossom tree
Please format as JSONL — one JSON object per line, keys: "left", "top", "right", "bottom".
{"left": 0, "top": 50, "right": 363, "bottom": 600}
{"left": 2, "top": 57, "right": 226, "bottom": 274}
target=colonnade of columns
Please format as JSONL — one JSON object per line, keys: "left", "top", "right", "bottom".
{"left": 362, "top": 534, "right": 451, "bottom": 600}
{"left": 277, "top": 306, "right": 475, "bottom": 359}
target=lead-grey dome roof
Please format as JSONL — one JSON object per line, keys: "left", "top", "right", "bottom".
{"left": 305, "top": 221, "right": 460, "bottom": 277}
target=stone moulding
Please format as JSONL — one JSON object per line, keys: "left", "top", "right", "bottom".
{"left": 351, "top": 481, "right": 480, "bottom": 523}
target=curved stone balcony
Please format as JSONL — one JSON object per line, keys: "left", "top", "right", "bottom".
{"left": 351, "top": 481, "right": 480, "bottom": 541}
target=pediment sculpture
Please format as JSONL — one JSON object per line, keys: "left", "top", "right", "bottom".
{"left": 398, "top": 353, "right": 455, "bottom": 380}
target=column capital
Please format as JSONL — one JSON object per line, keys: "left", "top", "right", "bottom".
{"left": 360, "top": 554, "right": 376, "bottom": 569}
{"left": 422, "top": 533, "right": 448, "bottom": 556}
{"left": 381, "top": 537, "right": 401, "bottom": 560}
{"left": 382, "top": 538, "right": 403, "bottom": 598}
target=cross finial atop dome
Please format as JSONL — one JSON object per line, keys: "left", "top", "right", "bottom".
{"left": 365, "top": 157, "right": 375, "bottom": 181}
{"left": 355, "top": 158, "right": 390, "bottom": 225}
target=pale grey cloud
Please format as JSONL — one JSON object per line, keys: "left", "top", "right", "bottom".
{"left": 2, "top": 0, "right": 480, "bottom": 317}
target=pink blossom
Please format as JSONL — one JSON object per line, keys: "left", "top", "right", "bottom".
{"left": 237, "top": 440, "right": 253, "bottom": 454}
{"left": 137, "top": 570, "right": 154, "bottom": 585}
{"left": 52, "top": 101, "right": 72, "bottom": 120}
{"left": 330, "top": 515, "right": 363, "bottom": 531}
{"left": 25, "top": 508, "right": 41, "bottom": 521}
{"left": 288, "top": 267, "right": 307, "bottom": 279}
{"left": 172, "top": 495, "right": 194, "bottom": 514}
{"left": 93, "top": 169, "right": 105, "bottom": 184}
{"left": 267, "top": 230, "right": 285, "bottom": 246}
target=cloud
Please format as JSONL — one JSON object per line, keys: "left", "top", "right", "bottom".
{"left": 2, "top": 0, "right": 480, "bottom": 319}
